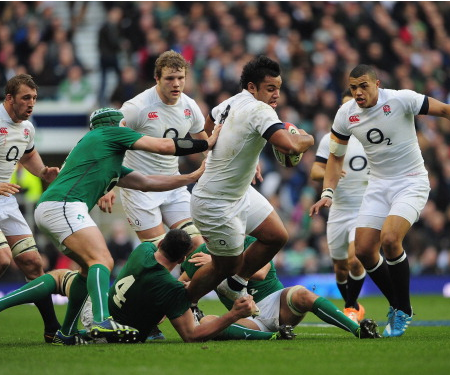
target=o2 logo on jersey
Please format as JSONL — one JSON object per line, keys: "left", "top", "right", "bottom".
{"left": 184, "top": 109, "right": 191, "bottom": 119}
{"left": 349, "top": 115, "right": 360, "bottom": 124}
{"left": 23, "top": 128, "right": 30, "bottom": 139}
{"left": 147, "top": 111, "right": 159, "bottom": 120}
{"left": 383, "top": 105, "right": 391, "bottom": 116}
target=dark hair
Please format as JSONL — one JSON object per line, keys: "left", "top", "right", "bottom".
{"left": 349, "top": 64, "right": 378, "bottom": 80}
{"left": 240, "top": 55, "right": 281, "bottom": 90}
{"left": 159, "top": 229, "right": 192, "bottom": 262}
{"left": 5, "top": 74, "right": 38, "bottom": 97}
{"left": 154, "top": 50, "right": 189, "bottom": 79}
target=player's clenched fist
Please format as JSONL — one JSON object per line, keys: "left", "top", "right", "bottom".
{"left": 231, "top": 295, "right": 257, "bottom": 318}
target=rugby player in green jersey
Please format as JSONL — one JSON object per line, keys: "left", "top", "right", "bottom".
{"left": 180, "top": 236, "right": 381, "bottom": 339}
{"left": 32, "top": 108, "right": 221, "bottom": 345}
{"left": 0, "top": 229, "right": 259, "bottom": 343}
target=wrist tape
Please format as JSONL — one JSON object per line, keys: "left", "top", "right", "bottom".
{"left": 321, "top": 188, "right": 334, "bottom": 200}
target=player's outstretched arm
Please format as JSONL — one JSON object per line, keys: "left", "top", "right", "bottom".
{"left": 427, "top": 97, "right": 450, "bottom": 120}
{"left": 171, "top": 296, "right": 256, "bottom": 342}
{"left": 131, "top": 125, "right": 222, "bottom": 156}
{"left": 117, "top": 161, "right": 205, "bottom": 192}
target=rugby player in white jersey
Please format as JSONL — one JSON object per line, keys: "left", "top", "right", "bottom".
{"left": 98, "top": 51, "right": 207, "bottom": 251}
{"left": 186, "top": 55, "right": 314, "bottom": 305}
{"left": 0, "top": 74, "right": 61, "bottom": 342}
{"left": 310, "top": 64, "right": 450, "bottom": 337}
{"left": 311, "top": 89, "right": 368, "bottom": 323}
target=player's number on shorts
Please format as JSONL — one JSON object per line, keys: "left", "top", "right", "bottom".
{"left": 113, "top": 275, "right": 135, "bottom": 308}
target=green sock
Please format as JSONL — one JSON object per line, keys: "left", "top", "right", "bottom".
{"left": 61, "top": 273, "right": 88, "bottom": 335}
{"left": 87, "top": 264, "right": 111, "bottom": 322}
{"left": 312, "top": 297, "right": 360, "bottom": 336}
{"left": 215, "top": 324, "right": 278, "bottom": 340}
{"left": 0, "top": 274, "right": 56, "bottom": 312}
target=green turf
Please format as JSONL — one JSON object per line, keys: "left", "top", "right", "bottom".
{"left": 0, "top": 295, "right": 449, "bottom": 374}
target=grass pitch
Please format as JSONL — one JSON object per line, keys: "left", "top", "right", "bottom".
{"left": 0, "top": 294, "right": 449, "bottom": 375}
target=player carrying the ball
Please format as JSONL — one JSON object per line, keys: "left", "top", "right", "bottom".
{"left": 186, "top": 55, "right": 314, "bottom": 308}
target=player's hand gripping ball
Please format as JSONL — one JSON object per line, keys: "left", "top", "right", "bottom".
{"left": 272, "top": 122, "right": 303, "bottom": 168}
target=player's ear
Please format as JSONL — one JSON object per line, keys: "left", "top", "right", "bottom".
{"left": 247, "top": 82, "right": 257, "bottom": 94}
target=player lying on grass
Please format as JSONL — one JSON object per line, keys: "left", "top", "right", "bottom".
{"left": 0, "top": 229, "right": 275, "bottom": 344}
{"left": 180, "top": 236, "right": 381, "bottom": 339}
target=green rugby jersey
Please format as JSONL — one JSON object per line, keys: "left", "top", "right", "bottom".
{"left": 37, "top": 127, "right": 143, "bottom": 211}
{"left": 109, "top": 242, "right": 191, "bottom": 340}
{"left": 182, "top": 236, "right": 284, "bottom": 310}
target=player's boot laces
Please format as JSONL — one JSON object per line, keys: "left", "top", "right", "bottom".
{"left": 90, "top": 317, "right": 140, "bottom": 343}
{"left": 358, "top": 319, "right": 382, "bottom": 339}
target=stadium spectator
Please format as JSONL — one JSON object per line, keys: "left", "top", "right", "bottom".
{"left": 310, "top": 64, "right": 450, "bottom": 337}
{"left": 56, "top": 64, "right": 94, "bottom": 105}
{"left": 97, "top": 6, "right": 123, "bottom": 106}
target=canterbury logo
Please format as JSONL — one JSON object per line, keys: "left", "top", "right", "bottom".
{"left": 0, "top": 127, "right": 7, "bottom": 134}
{"left": 349, "top": 115, "right": 360, "bottom": 123}
{"left": 148, "top": 112, "right": 159, "bottom": 120}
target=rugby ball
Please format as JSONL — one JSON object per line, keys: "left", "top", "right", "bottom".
{"left": 272, "top": 122, "right": 303, "bottom": 168}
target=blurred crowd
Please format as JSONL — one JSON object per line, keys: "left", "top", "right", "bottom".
{"left": 1, "top": 1, "right": 449, "bottom": 280}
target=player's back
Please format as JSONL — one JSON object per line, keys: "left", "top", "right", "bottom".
{"left": 109, "top": 242, "right": 191, "bottom": 340}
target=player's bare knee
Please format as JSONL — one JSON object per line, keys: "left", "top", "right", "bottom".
{"left": 380, "top": 232, "right": 402, "bottom": 253}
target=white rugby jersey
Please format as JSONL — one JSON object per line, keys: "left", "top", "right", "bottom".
{"left": 332, "top": 89, "right": 427, "bottom": 179}
{"left": 316, "top": 132, "right": 369, "bottom": 210}
{"left": 121, "top": 86, "right": 205, "bottom": 175}
{"left": 193, "top": 90, "right": 282, "bottom": 200}
{"left": 0, "top": 104, "right": 35, "bottom": 182}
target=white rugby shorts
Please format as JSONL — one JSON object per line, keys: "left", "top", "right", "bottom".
{"left": 246, "top": 289, "right": 283, "bottom": 332}
{"left": 120, "top": 186, "right": 192, "bottom": 231}
{"left": 357, "top": 174, "right": 430, "bottom": 230}
{"left": 34, "top": 201, "right": 96, "bottom": 253}
{"left": 191, "top": 186, "right": 273, "bottom": 256}
{"left": 0, "top": 195, "right": 32, "bottom": 236}
{"left": 327, "top": 209, "right": 358, "bottom": 260}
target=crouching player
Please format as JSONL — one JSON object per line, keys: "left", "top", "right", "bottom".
{"left": 180, "top": 236, "right": 382, "bottom": 340}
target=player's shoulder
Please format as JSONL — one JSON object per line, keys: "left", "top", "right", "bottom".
{"left": 380, "top": 87, "right": 422, "bottom": 101}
